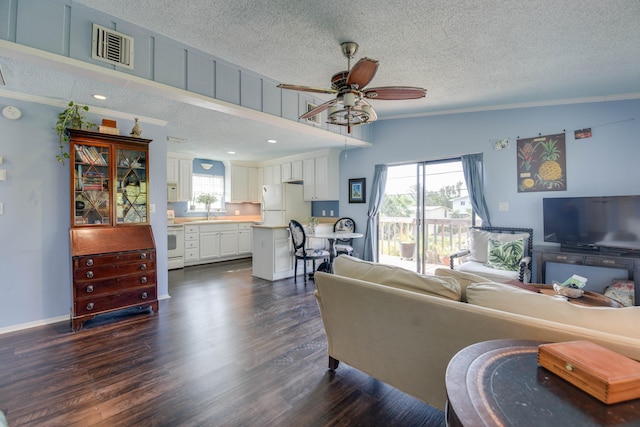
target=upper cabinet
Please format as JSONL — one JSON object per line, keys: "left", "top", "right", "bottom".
{"left": 71, "top": 129, "right": 152, "bottom": 226}
{"left": 303, "top": 150, "right": 340, "bottom": 201}
{"left": 281, "top": 160, "right": 303, "bottom": 182}
{"left": 167, "top": 153, "right": 193, "bottom": 202}
{"left": 263, "top": 164, "right": 282, "bottom": 185}
{"left": 226, "top": 163, "right": 261, "bottom": 203}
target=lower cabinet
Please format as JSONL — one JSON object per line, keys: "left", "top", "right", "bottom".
{"left": 252, "top": 226, "right": 294, "bottom": 281}
{"left": 238, "top": 223, "right": 252, "bottom": 254}
{"left": 70, "top": 226, "right": 158, "bottom": 331}
{"left": 184, "top": 222, "right": 253, "bottom": 266}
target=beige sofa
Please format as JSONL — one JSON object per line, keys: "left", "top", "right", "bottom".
{"left": 314, "top": 255, "right": 640, "bottom": 410}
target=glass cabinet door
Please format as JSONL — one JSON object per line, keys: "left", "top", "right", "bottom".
{"left": 116, "top": 147, "right": 148, "bottom": 223}
{"left": 73, "top": 144, "right": 111, "bottom": 225}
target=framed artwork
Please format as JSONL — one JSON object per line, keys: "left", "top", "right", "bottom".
{"left": 517, "top": 133, "right": 566, "bottom": 192}
{"left": 349, "top": 178, "right": 366, "bottom": 203}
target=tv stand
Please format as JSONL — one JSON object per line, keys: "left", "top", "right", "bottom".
{"left": 534, "top": 245, "right": 639, "bottom": 306}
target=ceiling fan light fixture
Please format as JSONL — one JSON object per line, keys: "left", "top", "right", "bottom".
{"left": 343, "top": 92, "right": 356, "bottom": 107}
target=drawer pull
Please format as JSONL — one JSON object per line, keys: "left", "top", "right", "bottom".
{"left": 86, "top": 259, "right": 94, "bottom": 266}
{"left": 140, "top": 253, "right": 147, "bottom": 260}
{"left": 141, "top": 277, "right": 148, "bottom": 284}
{"left": 141, "top": 292, "right": 148, "bottom": 299}
{"left": 86, "top": 302, "right": 94, "bottom": 311}
{"left": 86, "top": 285, "right": 94, "bottom": 293}
{"left": 140, "top": 263, "right": 147, "bottom": 270}
{"left": 86, "top": 271, "right": 94, "bottom": 279}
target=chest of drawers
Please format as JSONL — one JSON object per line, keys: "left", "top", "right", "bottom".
{"left": 70, "top": 226, "right": 158, "bottom": 330}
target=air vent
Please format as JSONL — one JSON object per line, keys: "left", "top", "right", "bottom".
{"left": 92, "top": 24, "right": 134, "bottom": 69}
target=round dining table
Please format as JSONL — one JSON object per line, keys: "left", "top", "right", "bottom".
{"left": 308, "top": 231, "right": 363, "bottom": 273}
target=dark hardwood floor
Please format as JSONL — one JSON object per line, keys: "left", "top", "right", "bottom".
{"left": 0, "top": 259, "right": 445, "bottom": 426}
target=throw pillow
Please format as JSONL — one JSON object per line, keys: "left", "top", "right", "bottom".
{"left": 433, "top": 268, "right": 491, "bottom": 302}
{"left": 467, "top": 229, "right": 530, "bottom": 263}
{"left": 484, "top": 238, "right": 524, "bottom": 271}
{"left": 333, "top": 255, "right": 461, "bottom": 301}
{"left": 466, "top": 282, "right": 640, "bottom": 340}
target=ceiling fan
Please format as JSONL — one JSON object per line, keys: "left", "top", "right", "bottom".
{"left": 278, "top": 42, "right": 426, "bottom": 133}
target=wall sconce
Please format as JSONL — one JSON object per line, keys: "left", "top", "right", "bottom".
{"left": 201, "top": 163, "right": 213, "bottom": 170}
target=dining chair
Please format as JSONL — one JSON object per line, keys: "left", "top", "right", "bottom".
{"left": 333, "top": 217, "right": 355, "bottom": 256}
{"left": 289, "top": 220, "right": 330, "bottom": 283}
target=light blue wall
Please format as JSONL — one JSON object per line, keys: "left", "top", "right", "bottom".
{"left": 0, "top": 95, "right": 169, "bottom": 330}
{"left": 0, "top": 0, "right": 371, "bottom": 143}
{"left": 339, "top": 99, "right": 640, "bottom": 264}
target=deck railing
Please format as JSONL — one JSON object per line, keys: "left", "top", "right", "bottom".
{"left": 379, "top": 216, "right": 474, "bottom": 262}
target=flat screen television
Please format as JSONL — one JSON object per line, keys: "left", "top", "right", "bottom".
{"left": 543, "top": 195, "right": 640, "bottom": 253}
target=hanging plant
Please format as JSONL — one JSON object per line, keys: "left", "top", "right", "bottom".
{"left": 54, "top": 101, "right": 95, "bottom": 164}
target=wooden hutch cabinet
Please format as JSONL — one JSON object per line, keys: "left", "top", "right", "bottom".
{"left": 68, "top": 129, "right": 158, "bottom": 330}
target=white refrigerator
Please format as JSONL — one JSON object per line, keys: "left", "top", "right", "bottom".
{"left": 261, "top": 183, "right": 311, "bottom": 226}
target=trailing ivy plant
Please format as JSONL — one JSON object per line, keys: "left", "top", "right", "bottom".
{"left": 54, "top": 101, "right": 95, "bottom": 164}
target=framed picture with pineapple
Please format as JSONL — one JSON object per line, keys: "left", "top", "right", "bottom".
{"left": 517, "top": 133, "right": 566, "bottom": 192}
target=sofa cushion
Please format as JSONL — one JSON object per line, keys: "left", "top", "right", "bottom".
{"left": 333, "top": 255, "right": 461, "bottom": 301}
{"left": 433, "top": 268, "right": 490, "bottom": 302}
{"left": 466, "top": 282, "right": 640, "bottom": 340}
{"left": 468, "top": 229, "right": 530, "bottom": 263}
{"left": 455, "top": 261, "right": 519, "bottom": 284}
{"left": 484, "top": 238, "right": 524, "bottom": 271}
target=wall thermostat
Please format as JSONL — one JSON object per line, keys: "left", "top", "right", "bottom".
{"left": 2, "top": 106, "right": 22, "bottom": 120}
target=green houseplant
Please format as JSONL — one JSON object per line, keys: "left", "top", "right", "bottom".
{"left": 54, "top": 101, "right": 95, "bottom": 164}
{"left": 195, "top": 193, "right": 219, "bottom": 220}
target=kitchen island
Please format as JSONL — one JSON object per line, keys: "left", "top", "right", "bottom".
{"left": 252, "top": 225, "right": 294, "bottom": 281}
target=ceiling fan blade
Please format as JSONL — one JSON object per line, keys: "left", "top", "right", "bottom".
{"left": 346, "top": 58, "right": 379, "bottom": 89}
{"left": 278, "top": 83, "right": 337, "bottom": 95}
{"left": 300, "top": 99, "right": 337, "bottom": 120}
{"left": 363, "top": 86, "right": 427, "bottom": 100}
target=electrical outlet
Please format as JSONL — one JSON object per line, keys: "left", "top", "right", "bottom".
{"left": 322, "top": 210, "right": 326, "bottom": 216}
{"left": 150, "top": 203, "right": 156, "bottom": 213}
{"left": 0, "top": 202, "right": 3, "bottom": 215}
{"left": 235, "top": 210, "right": 240, "bottom": 215}
{"left": 330, "top": 210, "right": 334, "bottom": 216}
{"left": 499, "top": 202, "right": 509, "bottom": 211}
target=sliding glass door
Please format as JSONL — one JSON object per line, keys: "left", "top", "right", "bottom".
{"left": 379, "top": 158, "right": 475, "bottom": 272}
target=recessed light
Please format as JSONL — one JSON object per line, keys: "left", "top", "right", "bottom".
{"left": 267, "top": 139, "right": 277, "bottom": 144}
{"left": 92, "top": 94, "right": 107, "bottom": 100}
{"left": 228, "top": 151, "right": 236, "bottom": 155}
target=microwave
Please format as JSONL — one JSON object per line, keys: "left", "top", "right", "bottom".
{"left": 167, "top": 183, "right": 178, "bottom": 202}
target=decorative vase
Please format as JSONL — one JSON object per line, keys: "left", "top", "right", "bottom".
{"left": 130, "top": 118, "right": 142, "bottom": 137}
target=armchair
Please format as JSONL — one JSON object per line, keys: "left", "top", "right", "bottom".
{"left": 449, "top": 226, "right": 533, "bottom": 283}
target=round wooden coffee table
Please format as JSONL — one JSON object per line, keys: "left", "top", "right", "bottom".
{"left": 445, "top": 339, "right": 640, "bottom": 426}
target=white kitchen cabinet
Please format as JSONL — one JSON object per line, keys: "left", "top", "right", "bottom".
{"left": 199, "top": 231, "right": 221, "bottom": 259}
{"left": 303, "top": 151, "right": 340, "bottom": 201}
{"left": 184, "top": 222, "right": 252, "bottom": 266}
{"left": 227, "top": 164, "right": 260, "bottom": 203}
{"left": 247, "top": 167, "right": 260, "bottom": 202}
{"left": 220, "top": 230, "right": 239, "bottom": 257}
{"left": 281, "top": 160, "right": 303, "bottom": 182}
{"left": 252, "top": 226, "right": 294, "bottom": 281}
{"left": 238, "top": 223, "right": 253, "bottom": 254}
{"left": 263, "top": 164, "right": 282, "bottom": 185}
{"left": 167, "top": 153, "right": 193, "bottom": 202}
{"left": 184, "top": 225, "right": 199, "bottom": 262}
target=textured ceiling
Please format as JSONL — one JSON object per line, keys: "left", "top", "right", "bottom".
{"left": 2, "top": 0, "right": 640, "bottom": 161}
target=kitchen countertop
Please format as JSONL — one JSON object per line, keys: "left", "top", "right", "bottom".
{"left": 173, "top": 216, "right": 261, "bottom": 225}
